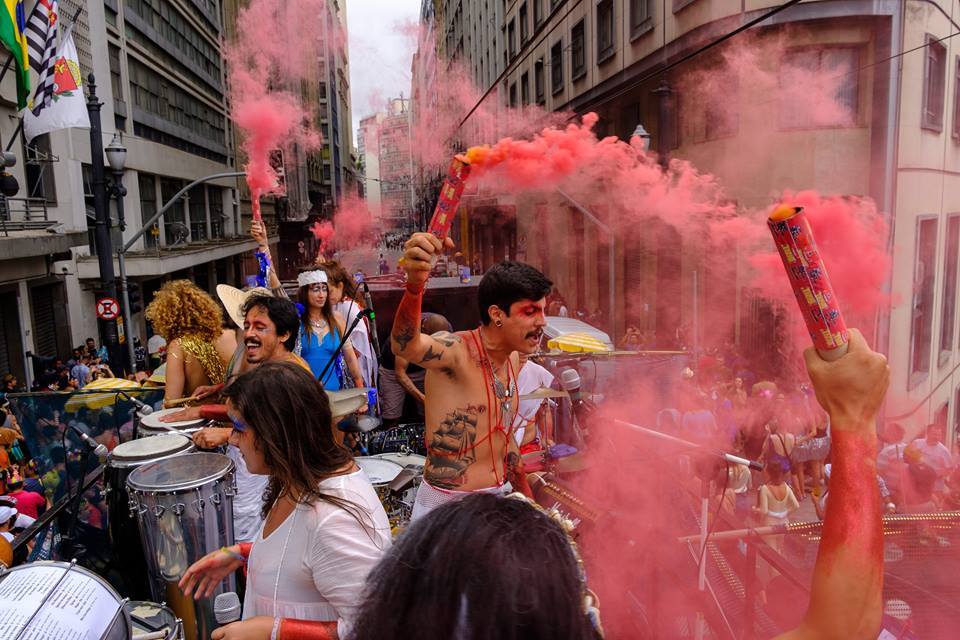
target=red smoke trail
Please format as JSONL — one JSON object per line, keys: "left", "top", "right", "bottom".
{"left": 309, "top": 194, "right": 380, "bottom": 259}
{"left": 226, "top": 0, "right": 330, "bottom": 219}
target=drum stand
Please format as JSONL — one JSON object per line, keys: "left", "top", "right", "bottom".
{"left": 59, "top": 447, "right": 96, "bottom": 560}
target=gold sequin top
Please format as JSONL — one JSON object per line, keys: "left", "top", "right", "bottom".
{"left": 178, "top": 333, "right": 226, "bottom": 385}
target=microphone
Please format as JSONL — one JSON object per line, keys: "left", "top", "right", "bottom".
{"left": 559, "top": 369, "right": 582, "bottom": 401}
{"left": 68, "top": 424, "right": 108, "bottom": 458}
{"left": 360, "top": 283, "right": 381, "bottom": 359}
{"left": 559, "top": 368, "right": 596, "bottom": 436}
{"left": 118, "top": 390, "right": 153, "bottom": 415}
{"left": 214, "top": 592, "right": 242, "bottom": 625}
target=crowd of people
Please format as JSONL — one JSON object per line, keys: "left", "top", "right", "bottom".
{"left": 0, "top": 225, "right": 919, "bottom": 639}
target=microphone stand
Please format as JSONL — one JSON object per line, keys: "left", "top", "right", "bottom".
{"left": 317, "top": 310, "right": 370, "bottom": 386}
{"left": 360, "top": 282, "right": 382, "bottom": 360}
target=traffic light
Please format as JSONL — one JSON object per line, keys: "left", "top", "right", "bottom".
{"left": 128, "top": 282, "right": 143, "bottom": 314}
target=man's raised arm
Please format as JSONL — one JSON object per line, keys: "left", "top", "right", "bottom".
{"left": 779, "top": 328, "right": 889, "bottom": 640}
{"left": 391, "top": 232, "right": 462, "bottom": 369}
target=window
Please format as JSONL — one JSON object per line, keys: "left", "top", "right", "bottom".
{"left": 911, "top": 217, "right": 939, "bottom": 388}
{"left": 953, "top": 57, "right": 960, "bottom": 140}
{"left": 521, "top": 71, "right": 530, "bottom": 105}
{"left": 519, "top": 3, "right": 528, "bottom": 44}
{"left": 631, "top": 0, "right": 652, "bottom": 39}
{"left": 940, "top": 215, "right": 960, "bottom": 365}
{"left": 535, "top": 58, "right": 545, "bottom": 104}
{"left": 23, "top": 134, "right": 57, "bottom": 204}
{"left": 551, "top": 40, "right": 563, "bottom": 95}
{"left": 188, "top": 185, "right": 207, "bottom": 241}
{"left": 780, "top": 47, "right": 859, "bottom": 129}
{"left": 508, "top": 19, "right": 516, "bottom": 60}
{"left": 139, "top": 173, "right": 158, "bottom": 248}
{"left": 509, "top": 81, "right": 518, "bottom": 107}
{"left": 209, "top": 186, "right": 224, "bottom": 239}
{"left": 534, "top": 0, "right": 543, "bottom": 26}
{"left": 597, "top": 0, "right": 615, "bottom": 62}
{"left": 572, "top": 20, "right": 586, "bottom": 80}
{"left": 161, "top": 178, "right": 187, "bottom": 246}
{"left": 924, "top": 35, "right": 947, "bottom": 131}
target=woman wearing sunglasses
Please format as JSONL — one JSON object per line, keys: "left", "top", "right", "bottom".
{"left": 179, "top": 362, "right": 391, "bottom": 640}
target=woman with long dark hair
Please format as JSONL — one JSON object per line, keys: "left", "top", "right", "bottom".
{"left": 296, "top": 267, "right": 364, "bottom": 390}
{"left": 179, "top": 362, "right": 390, "bottom": 640}
{"left": 348, "top": 493, "right": 603, "bottom": 640}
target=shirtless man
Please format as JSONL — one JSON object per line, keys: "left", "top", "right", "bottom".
{"left": 394, "top": 232, "right": 552, "bottom": 520}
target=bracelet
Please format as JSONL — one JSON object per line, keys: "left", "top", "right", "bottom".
{"left": 270, "top": 617, "right": 281, "bottom": 640}
{"left": 220, "top": 546, "right": 245, "bottom": 563}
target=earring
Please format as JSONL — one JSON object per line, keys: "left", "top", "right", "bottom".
{"left": 495, "top": 319, "right": 503, "bottom": 327}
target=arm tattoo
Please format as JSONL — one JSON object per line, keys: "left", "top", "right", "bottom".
{"left": 420, "top": 346, "right": 443, "bottom": 363}
{"left": 426, "top": 405, "right": 485, "bottom": 489}
{"left": 431, "top": 331, "right": 461, "bottom": 347}
{"left": 391, "top": 288, "right": 422, "bottom": 354}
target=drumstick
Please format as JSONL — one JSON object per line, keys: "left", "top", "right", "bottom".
{"left": 133, "top": 630, "right": 170, "bottom": 640}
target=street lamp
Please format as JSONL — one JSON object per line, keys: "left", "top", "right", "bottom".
{"left": 105, "top": 132, "right": 138, "bottom": 370}
{"left": 631, "top": 124, "right": 652, "bottom": 152}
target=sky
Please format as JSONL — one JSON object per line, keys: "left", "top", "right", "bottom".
{"left": 346, "top": 0, "right": 421, "bottom": 139}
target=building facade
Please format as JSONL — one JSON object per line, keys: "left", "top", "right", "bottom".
{"left": 0, "top": 0, "right": 259, "bottom": 386}
{"left": 418, "top": 0, "right": 960, "bottom": 443}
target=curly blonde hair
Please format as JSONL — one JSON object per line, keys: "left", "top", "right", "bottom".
{"left": 145, "top": 280, "right": 222, "bottom": 342}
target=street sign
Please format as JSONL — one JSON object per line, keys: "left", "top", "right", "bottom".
{"left": 116, "top": 317, "right": 125, "bottom": 344}
{"left": 97, "top": 297, "right": 120, "bottom": 320}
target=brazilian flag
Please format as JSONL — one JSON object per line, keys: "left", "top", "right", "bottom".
{"left": 0, "top": 0, "right": 29, "bottom": 110}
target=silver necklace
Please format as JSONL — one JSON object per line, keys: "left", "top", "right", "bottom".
{"left": 479, "top": 330, "right": 515, "bottom": 415}
{"left": 309, "top": 317, "right": 327, "bottom": 329}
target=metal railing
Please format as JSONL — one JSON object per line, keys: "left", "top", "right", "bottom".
{"left": 0, "top": 196, "right": 52, "bottom": 236}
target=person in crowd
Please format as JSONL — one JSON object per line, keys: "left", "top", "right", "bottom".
{"left": 147, "top": 333, "right": 167, "bottom": 369}
{"left": 321, "top": 261, "right": 378, "bottom": 389}
{"left": 906, "top": 423, "right": 954, "bottom": 499}
{"left": 378, "top": 313, "right": 451, "bottom": 428}
{"left": 393, "top": 232, "right": 551, "bottom": 520}
{"left": 1, "top": 374, "right": 21, "bottom": 400}
{"left": 760, "top": 415, "right": 801, "bottom": 497}
{"left": 179, "top": 363, "right": 391, "bottom": 640}
{"left": 348, "top": 493, "right": 602, "bottom": 640}
{"left": 0, "top": 503, "right": 18, "bottom": 543}
{"left": 133, "top": 337, "right": 148, "bottom": 372}
{"left": 754, "top": 457, "right": 800, "bottom": 530}
{"left": 70, "top": 354, "right": 91, "bottom": 389}
{"left": 513, "top": 353, "right": 555, "bottom": 454}
{"left": 3, "top": 472, "right": 45, "bottom": 519}
{"left": 145, "top": 280, "right": 237, "bottom": 405}
{"left": 378, "top": 253, "right": 389, "bottom": 275}
{"left": 67, "top": 346, "right": 84, "bottom": 367}
{"left": 85, "top": 337, "right": 108, "bottom": 363}
{"left": 164, "top": 294, "right": 311, "bottom": 543}
{"left": 877, "top": 422, "right": 908, "bottom": 506}
{"left": 294, "top": 266, "right": 364, "bottom": 390}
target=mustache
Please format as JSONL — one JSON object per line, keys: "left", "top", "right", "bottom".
{"left": 525, "top": 330, "right": 543, "bottom": 339}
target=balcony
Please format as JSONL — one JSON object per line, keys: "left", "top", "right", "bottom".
{"left": 75, "top": 235, "right": 260, "bottom": 279}
{"left": 0, "top": 197, "right": 88, "bottom": 259}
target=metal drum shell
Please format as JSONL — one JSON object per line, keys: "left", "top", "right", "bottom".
{"left": 125, "top": 600, "right": 184, "bottom": 640}
{"left": 126, "top": 452, "right": 237, "bottom": 640}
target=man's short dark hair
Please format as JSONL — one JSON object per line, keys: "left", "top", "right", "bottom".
{"left": 242, "top": 295, "right": 300, "bottom": 352}
{"left": 477, "top": 261, "right": 552, "bottom": 325}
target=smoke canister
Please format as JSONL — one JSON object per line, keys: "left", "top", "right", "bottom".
{"left": 767, "top": 204, "right": 849, "bottom": 361}
{"left": 427, "top": 156, "right": 471, "bottom": 240}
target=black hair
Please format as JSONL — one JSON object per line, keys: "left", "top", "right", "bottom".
{"left": 221, "top": 362, "right": 361, "bottom": 521}
{"left": 241, "top": 295, "right": 300, "bottom": 352}
{"left": 348, "top": 493, "right": 599, "bottom": 640}
{"left": 477, "top": 261, "right": 552, "bottom": 325}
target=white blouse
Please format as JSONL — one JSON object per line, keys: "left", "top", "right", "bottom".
{"left": 242, "top": 470, "right": 392, "bottom": 634}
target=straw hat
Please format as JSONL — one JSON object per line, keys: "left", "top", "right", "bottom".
{"left": 216, "top": 285, "right": 274, "bottom": 329}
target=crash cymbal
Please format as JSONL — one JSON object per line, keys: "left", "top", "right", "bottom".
{"left": 326, "top": 387, "right": 370, "bottom": 418}
{"left": 519, "top": 387, "right": 569, "bottom": 401}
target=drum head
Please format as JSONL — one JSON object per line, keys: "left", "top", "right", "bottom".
{"left": 355, "top": 457, "right": 403, "bottom": 485}
{"left": 111, "top": 434, "right": 193, "bottom": 467}
{"left": 126, "top": 600, "right": 179, "bottom": 638}
{"left": 375, "top": 452, "right": 426, "bottom": 469}
{"left": 141, "top": 407, "right": 205, "bottom": 430}
{"left": 127, "top": 452, "right": 234, "bottom": 493}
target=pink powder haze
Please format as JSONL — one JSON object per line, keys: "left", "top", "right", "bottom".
{"left": 226, "top": 0, "right": 332, "bottom": 218}
{"left": 310, "top": 194, "right": 380, "bottom": 258}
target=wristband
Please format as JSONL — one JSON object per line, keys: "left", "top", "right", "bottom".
{"left": 220, "top": 546, "right": 245, "bottom": 563}
{"left": 199, "top": 404, "right": 230, "bottom": 422}
{"left": 237, "top": 542, "right": 253, "bottom": 558}
{"left": 270, "top": 617, "right": 281, "bottom": 640}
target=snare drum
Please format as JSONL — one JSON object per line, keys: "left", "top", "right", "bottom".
{"left": 126, "top": 600, "right": 183, "bottom": 640}
{"left": 127, "top": 452, "right": 236, "bottom": 640}
{"left": 355, "top": 456, "right": 403, "bottom": 498}
{"left": 356, "top": 456, "right": 420, "bottom": 533}
{"left": 107, "top": 434, "right": 195, "bottom": 601}
{"left": 139, "top": 408, "right": 206, "bottom": 437}
{"left": 0, "top": 561, "right": 130, "bottom": 638}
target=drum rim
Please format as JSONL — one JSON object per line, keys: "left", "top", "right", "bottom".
{"left": 109, "top": 434, "right": 194, "bottom": 467}
{"left": 126, "top": 451, "right": 235, "bottom": 493}
{"left": 373, "top": 452, "right": 426, "bottom": 464}
{"left": 139, "top": 407, "right": 206, "bottom": 429}
{"left": 355, "top": 456, "right": 404, "bottom": 484}
{"left": 125, "top": 600, "right": 179, "bottom": 634}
